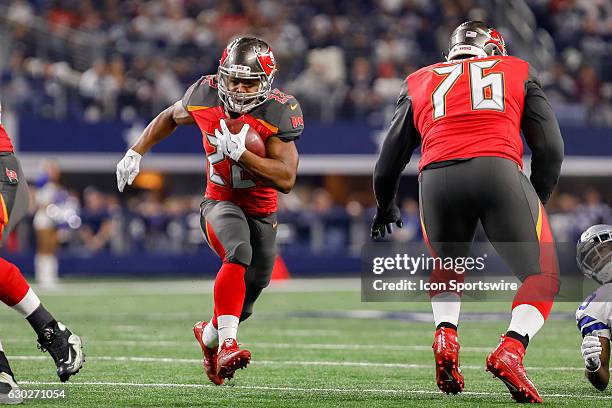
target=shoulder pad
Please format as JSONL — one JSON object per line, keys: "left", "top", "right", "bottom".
{"left": 182, "top": 75, "right": 221, "bottom": 112}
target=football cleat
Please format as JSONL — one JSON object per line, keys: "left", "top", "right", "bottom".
{"left": 486, "top": 335, "right": 542, "bottom": 403}
{"left": 0, "top": 371, "right": 23, "bottom": 404}
{"left": 216, "top": 338, "right": 251, "bottom": 380}
{"left": 37, "top": 322, "right": 84, "bottom": 382}
{"left": 432, "top": 327, "right": 464, "bottom": 394}
{"left": 193, "top": 321, "right": 224, "bottom": 385}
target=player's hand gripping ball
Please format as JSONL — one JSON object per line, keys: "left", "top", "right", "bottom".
{"left": 215, "top": 119, "right": 266, "bottom": 161}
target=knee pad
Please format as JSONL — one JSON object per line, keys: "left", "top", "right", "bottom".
{"left": 228, "top": 241, "right": 252, "bottom": 267}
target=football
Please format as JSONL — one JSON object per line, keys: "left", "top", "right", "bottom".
{"left": 224, "top": 119, "right": 266, "bottom": 157}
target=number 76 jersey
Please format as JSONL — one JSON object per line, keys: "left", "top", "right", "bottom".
{"left": 407, "top": 55, "right": 531, "bottom": 171}
{"left": 182, "top": 75, "right": 304, "bottom": 217}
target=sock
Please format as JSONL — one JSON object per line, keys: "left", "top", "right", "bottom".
{"left": 0, "top": 258, "right": 30, "bottom": 307}
{"left": 0, "top": 342, "right": 13, "bottom": 377}
{"left": 213, "top": 262, "right": 246, "bottom": 321}
{"left": 506, "top": 330, "right": 529, "bottom": 349}
{"left": 211, "top": 314, "right": 218, "bottom": 329}
{"left": 217, "top": 315, "right": 239, "bottom": 349}
{"left": 26, "top": 304, "right": 56, "bottom": 337}
{"left": 12, "top": 288, "right": 41, "bottom": 317}
{"left": 431, "top": 292, "right": 461, "bottom": 328}
{"left": 213, "top": 262, "right": 246, "bottom": 348}
{"left": 203, "top": 321, "right": 219, "bottom": 348}
{"left": 506, "top": 303, "right": 545, "bottom": 341}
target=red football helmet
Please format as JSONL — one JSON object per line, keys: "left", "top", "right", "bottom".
{"left": 217, "top": 37, "right": 276, "bottom": 113}
{"left": 447, "top": 21, "right": 507, "bottom": 61}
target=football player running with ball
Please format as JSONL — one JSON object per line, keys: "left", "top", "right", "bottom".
{"left": 576, "top": 224, "right": 612, "bottom": 391}
{"left": 0, "top": 103, "right": 84, "bottom": 404}
{"left": 116, "top": 37, "right": 303, "bottom": 384}
{"left": 372, "top": 21, "right": 564, "bottom": 402}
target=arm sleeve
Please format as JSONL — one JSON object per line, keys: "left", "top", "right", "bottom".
{"left": 577, "top": 311, "right": 612, "bottom": 339}
{"left": 576, "top": 290, "right": 612, "bottom": 338}
{"left": 373, "top": 80, "right": 421, "bottom": 210}
{"left": 521, "top": 68, "right": 564, "bottom": 204}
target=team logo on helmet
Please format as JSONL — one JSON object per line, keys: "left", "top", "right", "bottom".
{"left": 486, "top": 29, "right": 507, "bottom": 56}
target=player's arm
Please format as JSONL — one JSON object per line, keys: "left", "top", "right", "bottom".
{"left": 117, "top": 80, "right": 199, "bottom": 192}
{"left": 215, "top": 98, "right": 303, "bottom": 194}
{"left": 116, "top": 102, "right": 194, "bottom": 192}
{"left": 238, "top": 139, "right": 298, "bottom": 194}
{"left": 371, "top": 80, "right": 421, "bottom": 238}
{"left": 583, "top": 335, "right": 610, "bottom": 391}
{"left": 131, "top": 101, "right": 194, "bottom": 155}
{"left": 521, "top": 67, "right": 564, "bottom": 205}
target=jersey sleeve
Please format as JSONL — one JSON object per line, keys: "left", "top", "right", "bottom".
{"left": 181, "top": 78, "right": 202, "bottom": 111}
{"left": 181, "top": 76, "right": 219, "bottom": 113}
{"left": 275, "top": 97, "right": 304, "bottom": 142}
{"left": 521, "top": 64, "right": 564, "bottom": 205}
{"left": 373, "top": 78, "right": 421, "bottom": 210}
{"left": 576, "top": 287, "right": 612, "bottom": 338}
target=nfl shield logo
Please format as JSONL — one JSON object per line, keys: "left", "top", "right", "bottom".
{"left": 5, "top": 168, "right": 17, "bottom": 183}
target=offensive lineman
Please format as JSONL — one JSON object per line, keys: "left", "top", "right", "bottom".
{"left": 0, "top": 105, "right": 84, "bottom": 404}
{"left": 371, "top": 21, "right": 564, "bottom": 403}
{"left": 576, "top": 224, "right": 612, "bottom": 391}
{"left": 116, "top": 37, "right": 303, "bottom": 384}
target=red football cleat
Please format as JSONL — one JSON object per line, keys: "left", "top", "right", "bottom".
{"left": 216, "top": 338, "right": 251, "bottom": 380}
{"left": 486, "top": 335, "right": 543, "bottom": 403}
{"left": 432, "top": 327, "right": 464, "bottom": 394}
{"left": 193, "top": 321, "right": 224, "bottom": 385}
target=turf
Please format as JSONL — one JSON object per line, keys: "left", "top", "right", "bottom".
{"left": 0, "top": 279, "right": 608, "bottom": 407}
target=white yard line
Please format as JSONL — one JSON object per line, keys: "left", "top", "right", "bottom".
{"left": 17, "top": 380, "right": 612, "bottom": 399}
{"left": 8, "top": 355, "right": 585, "bottom": 371}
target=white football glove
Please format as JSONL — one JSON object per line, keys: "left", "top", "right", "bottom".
{"left": 581, "top": 334, "right": 603, "bottom": 372}
{"left": 116, "top": 149, "right": 142, "bottom": 192}
{"left": 214, "top": 119, "right": 248, "bottom": 162}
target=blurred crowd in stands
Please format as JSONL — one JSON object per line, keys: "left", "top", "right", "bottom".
{"left": 0, "top": 0, "right": 610, "bottom": 125}
{"left": 7, "top": 161, "right": 610, "bottom": 259}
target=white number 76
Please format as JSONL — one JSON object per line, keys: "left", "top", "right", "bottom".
{"left": 432, "top": 60, "right": 505, "bottom": 120}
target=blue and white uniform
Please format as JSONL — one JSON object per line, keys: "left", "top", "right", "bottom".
{"left": 576, "top": 283, "right": 612, "bottom": 339}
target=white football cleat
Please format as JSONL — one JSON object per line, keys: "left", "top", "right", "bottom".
{"left": 0, "top": 371, "right": 23, "bottom": 404}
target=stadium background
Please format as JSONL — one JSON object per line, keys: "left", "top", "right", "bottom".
{"left": 0, "top": 0, "right": 611, "bottom": 279}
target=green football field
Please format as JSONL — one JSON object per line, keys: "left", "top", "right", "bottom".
{"left": 0, "top": 278, "right": 609, "bottom": 407}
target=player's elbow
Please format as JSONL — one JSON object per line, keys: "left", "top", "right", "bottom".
{"left": 593, "top": 378, "right": 608, "bottom": 392}
{"left": 277, "top": 176, "right": 295, "bottom": 194}
{"left": 548, "top": 138, "right": 565, "bottom": 168}
{"left": 587, "top": 370, "right": 609, "bottom": 391}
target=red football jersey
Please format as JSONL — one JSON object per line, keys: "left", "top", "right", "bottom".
{"left": 182, "top": 75, "right": 303, "bottom": 217}
{"left": 0, "top": 104, "right": 15, "bottom": 152}
{"left": 407, "top": 55, "right": 529, "bottom": 170}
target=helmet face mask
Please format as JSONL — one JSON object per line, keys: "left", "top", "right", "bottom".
{"left": 217, "top": 37, "right": 276, "bottom": 114}
{"left": 447, "top": 21, "right": 507, "bottom": 61}
{"left": 577, "top": 225, "right": 612, "bottom": 285}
